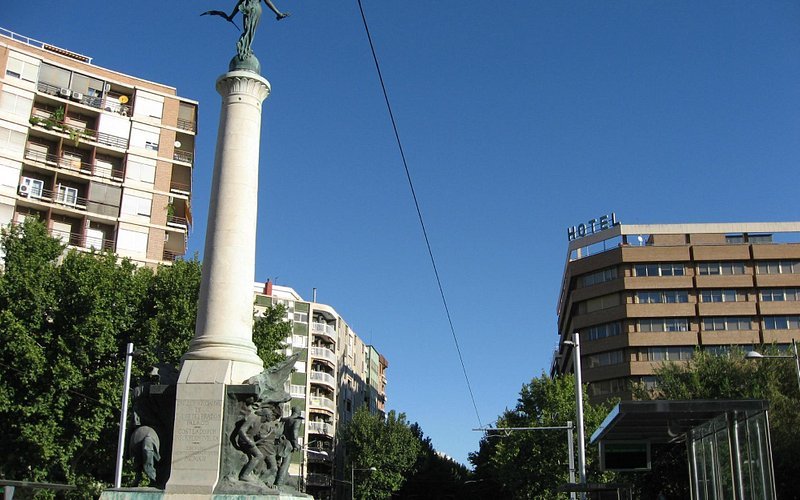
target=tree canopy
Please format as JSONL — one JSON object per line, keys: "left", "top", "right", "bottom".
{"left": 635, "top": 347, "right": 800, "bottom": 499}
{"left": 342, "top": 407, "right": 421, "bottom": 499}
{"left": 469, "top": 373, "right": 614, "bottom": 499}
{"left": 0, "top": 219, "right": 289, "bottom": 493}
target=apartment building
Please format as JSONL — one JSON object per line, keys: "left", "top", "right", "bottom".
{"left": 551, "top": 220, "right": 800, "bottom": 403}
{"left": 253, "top": 282, "right": 388, "bottom": 500}
{"left": 0, "top": 28, "right": 197, "bottom": 265}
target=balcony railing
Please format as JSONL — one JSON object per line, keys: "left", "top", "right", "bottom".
{"left": 176, "top": 118, "right": 196, "bottom": 132}
{"left": 162, "top": 250, "right": 182, "bottom": 262}
{"left": 307, "top": 421, "right": 334, "bottom": 437}
{"left": 310, "top": 346, "right": 336, "bottom": 365}
{"left": 36, "top": 81, "right": 131, "bottom": 116}
{"left": 49, "top": 228, "right": 114, "bottom": 252}
{"left": 167, "top": 215, "right": 188, "bottom": 229}
{"left": 30, "top": 109, "right": 129, "bottom": 149}
{"left": 24, "top": 148, "right": 124, "bottom": 180}
{"left": 173, "top": 149, "right": 194, "bottom": 163}
{"left": 169, "top": 180, "right": 191, "bottom": 194}
{"left": 310, "top": 371, "right": 336, "bottom": 388}
{"left": 21, "top": 187, "right": 87, "bottom": 211}
{"left": 309, "top": 396, "right": 336, "bottom": 412}
{"left": 311, "top": 322, "right": 336, "bottom": 341}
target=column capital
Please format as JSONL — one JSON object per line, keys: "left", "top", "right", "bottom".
{"left": 216, "top": 70, "right": 271, "bottom": 102}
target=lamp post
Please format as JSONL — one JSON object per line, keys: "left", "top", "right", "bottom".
{"left": 114, "top": 342, "right": 135, "bottom": 489}
{"left": 351, "top": 466, "right": 376, "bottom": 500}
{"left": 745, "top": 338, "right": 800, "bottom": 391}
{"left": 563, "top": 333, "right": 587, "bottom": 499}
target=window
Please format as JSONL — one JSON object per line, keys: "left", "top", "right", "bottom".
{"left": 20, "top": 177, "right": 44, "bottom": 198}
{"left": 586, "top": 322, "right": 622, "bottom": 341}
{"left": 5, "top": 51, "right": 38, "bottom": 82}
{"left": 763, "top": 316, "right": 800, "bottom": 330}
{"left": 638, "top": 318, "right": 689, "bottom": 332}
{"left": 700, "top": 289, "right": 740, "bottom": 303}
{"left": 702, "top": 316, "right": 752, "bottom": 331}
{"left": 0, "top": 88, "right": 33, "bottom": 118}
{"left": 293, "top": 312, "right": 309, "bottom": 323}
{"left": 38, "top": 62, "right": 71, "bottom": 89}
{"left": 587, "top": 350, "right": 624, "bottom": 368}
{"left": 589, "top": 378, "right": 627, "bottom": 397}
{"left": 120, "top": 193, "right": 152, "bottom": 217}
{"left": 749, "top": 234, "right": 772, "bottom": 244}
{"left": 579, "top": 267, "right": 618, "bottom": 288}
{"left": 578, "top": 293, "right": 620, "bottom": 314}
{"left": 125, "top": 157, "right": 156, "bottom": 184}
{"left": 56, "top": 185, "right": 78, "bottom": 206}
{"left": 725, "top": 235, "right": 745, "bottom": 244}
{"left": 0, "top": 126, "right": 26, "bottom": 154}
{"left": 697, "top": 261, "right": 747, "bottom": 276}
{"left": 117, "top": 228, "right": 148, "bottom": 254}
{"left": 635, "top": 290, "right": 689, "bottom": 304}
{"left": 646, "top": 346, "right": 694, "bottom": 361}
{"left": 634, "top": 263, "right": 685, "bottom": 277}
{"left": 757, "top": 260, "right": 800, "bottom": 275}
{"left": 760, "top": 289, "right": 800, "bottom": 302}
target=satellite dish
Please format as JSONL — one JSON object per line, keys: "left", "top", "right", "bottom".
{"left": 118, "top": 95, "right": 129, "bottom": 104}
{"left": 637, "top": 235, "right": 644, "bottom": 246}
{"left": 174, "top": 141, "right": 182, "bottom": 148}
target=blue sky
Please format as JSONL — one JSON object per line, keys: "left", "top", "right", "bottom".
{"left": 4, "top": 1, "right": 799, "bottom": 465}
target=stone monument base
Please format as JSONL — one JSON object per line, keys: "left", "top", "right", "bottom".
{"left": 100, "top": 486, "right": 312, "bottom": 500}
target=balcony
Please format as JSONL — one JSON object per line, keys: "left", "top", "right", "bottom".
{"left": 167, "top": 215, "right": 189, "bottom": 230}
{"left": 162, "top": 249, "right": 182, "bottom": 262}
{"left": 307, "top": 421, "right": 334, "bottom": 437}
{"left": 309, "top": 396, "right": 336, "bottom": 413}
{"left": 311, "top": 322, "right": 336, "bottom": 342}
{"left": 36, "top": 81, "right": 131, "bottom": 116}
{"left": 176, "top": 117, "right": 196, "bottom": 133}
{"left": 20, "top": 186, "right": 87, "bottom": 211}
{"left": 24, "top": 147, "right": 123, "bottom": 181}
{"left": 310, "top": 371, "right": 336, "bottom": 389}
{"left": 310, "top": 346, "right": 336, "bottom": 365}
{"left": 51, "top": 228, "right": 114, "bottom": 252}
{"left": 30, "top": 108, "right": 128, "bottom": 149}
{"left": 173, "top": 149, "right": 194, "bottom": 164}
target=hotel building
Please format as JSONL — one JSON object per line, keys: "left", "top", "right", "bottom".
{"left": 253, "top": 283, "right": 388, "bottom": 500}
{"left": 551, "top": 220, "right": 800, "bottom": 403}
{"left": 0, "top": 28, "right": 197, "bottom": 265}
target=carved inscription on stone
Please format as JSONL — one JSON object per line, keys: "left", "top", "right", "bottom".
{"left": 172, "top": 399, "right": 222, "bottom": 470}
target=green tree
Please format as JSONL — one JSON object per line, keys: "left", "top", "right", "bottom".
{"left": 343, "top": 407, "right": 421, "bottom": 499}
{"left": 469, "top": 373, "right": 614, "bottom": 499}
{"left": 635, "top": 347, "right": 800, "bottom": 499}
{"left": 395, "top": 422, "right": 470, "bottom": 499}
{"left": 0, "top": 220, "right": 290, "bottom": 493}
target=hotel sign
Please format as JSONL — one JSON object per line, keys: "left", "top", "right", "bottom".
{"left": 568, "top": 213, "right": 620, "bottom": 242}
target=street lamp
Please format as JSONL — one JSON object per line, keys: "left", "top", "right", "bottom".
{"left": 351, "top": 466, "right": 376, "bottom": 500}
{"left": 745, "top": 339, "right": 800, "bottom": 391}
{"left": 563, "top": 333, "right": 587, "bottom": 499}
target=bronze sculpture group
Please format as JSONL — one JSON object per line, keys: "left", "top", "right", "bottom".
{"left": 236, "top": 400, "right": 303, "bottom": 487}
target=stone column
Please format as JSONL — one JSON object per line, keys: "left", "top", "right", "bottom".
{"left": 165, "top": 71, "right": 270, "bottom": 496}
{"left": 183, "top": 70, "right": 271, "bottom": 382}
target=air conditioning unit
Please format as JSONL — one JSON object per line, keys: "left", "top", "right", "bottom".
{"left": 18, "top": 177, "right": 32, "bottom": 196}
{"left": 71, "top": 92, "right": 83, "bottom": 102}
{"left": 59, "top": 88, "right": 71, "bottom": 98}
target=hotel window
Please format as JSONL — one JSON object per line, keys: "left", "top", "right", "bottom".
{"left": 763, "top": 316, "right": 800, "bottom": 330}
{"left": 760, "top": 289, "right": 800, "bottom": 302}
{"left": 646, "top": 346, "right": 694, "bottom": 362}
{"left": 586, "top": 322, "right": 622, "bottom": 341}
{"left": 587, "top": 349, "right": 624, "bottom": 368}
{"left": 757, "top": 260, "right": 800, "bottom": 275}
{"left": 578, "top": 267, "right": 618, "bottom": 288}
{"left": 638, "top": 318, "right": 689, "bottom": 332}
{"left": 635, "top": 290, "right": 689, "bottom": 304}
{"left": 577, "top": 293, "right": 620, "bottom": 314}
{"left": 634, "top": 263, "right": 685, "bottom": 277}
{"left": 589, "top": 378, "right": 627, "bottom": 397}
{"left": 702, "top": 316, "right": 752, "bottom": 331}
{"left": 697, "top": 261, "right": 746, "bottom": 276}
{"left": 700, "top": 289, "right": 740, "bottom": 303}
